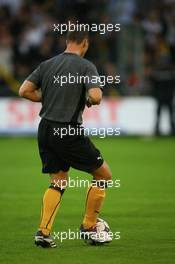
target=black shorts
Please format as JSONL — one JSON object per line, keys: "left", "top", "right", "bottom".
{"left": 37, "top": 118, "right": 104, "bottom": 173}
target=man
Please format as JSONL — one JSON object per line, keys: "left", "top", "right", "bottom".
{"left": 19, "top": 29, "right": 112, "bottom": 248}
{"left": 151, "top": 64, "right": 175, "bottom": 136}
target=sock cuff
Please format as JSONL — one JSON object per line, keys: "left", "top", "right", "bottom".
{"left": 49, "top": 184, "right": 66, "bottom": 195}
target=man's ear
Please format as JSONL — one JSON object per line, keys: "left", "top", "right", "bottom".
{"left": 82, "top": 39, "right": 87, "bottom": 48}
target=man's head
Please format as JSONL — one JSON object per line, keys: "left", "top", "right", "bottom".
{"left": 66, "top": 29, "right": 89, "bottom": 57}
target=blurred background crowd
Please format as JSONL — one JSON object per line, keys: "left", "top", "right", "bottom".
{"left": 0, "top": 0, "right": 175, "bottom": 134}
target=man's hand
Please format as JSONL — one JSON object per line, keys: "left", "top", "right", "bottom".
{"left": 86, "top": 88, "right": 102, "bottom": 107}
{"left": 19, "top": 80, "right": 42, "bottom": 102}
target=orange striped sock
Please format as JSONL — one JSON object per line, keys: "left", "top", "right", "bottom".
{"left": 39, "top": 187, "right": 63, "bottom": 236}
{"left": 83, "top": 185, "right": 106, "bottom": 229}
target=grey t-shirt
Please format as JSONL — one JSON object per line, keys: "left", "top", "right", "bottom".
{"left": 27, "top": 53, "right": 101, "bottom": 123}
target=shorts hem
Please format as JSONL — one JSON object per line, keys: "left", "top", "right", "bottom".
{"left": 42, "top": 168, "right": 69, "bottom": 174}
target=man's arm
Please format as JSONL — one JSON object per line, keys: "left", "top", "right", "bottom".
{"left": 19, "top": 80, "right": 42, "bottom": 102}
{"left": 86, "top": 87, "right": 102, "bottom": 107}
{"left": 84, "top": 61, "right": 103, "bottom": 107}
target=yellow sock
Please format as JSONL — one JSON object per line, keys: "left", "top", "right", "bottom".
{"left": 39, "top": 187, "right": 63, "bottom": 236}
{"left": 83, "top": 185, "right": 106, "bottom": 229}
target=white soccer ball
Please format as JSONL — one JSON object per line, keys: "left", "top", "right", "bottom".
{"left": 91, "top": 218, "right": 113, "bottom": 243}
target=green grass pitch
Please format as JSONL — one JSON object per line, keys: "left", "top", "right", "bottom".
{"left": 0, "top": 137, "right": 175, "bottom": 264}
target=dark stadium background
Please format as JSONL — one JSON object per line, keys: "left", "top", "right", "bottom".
{"left": 0, "top": 1, "right": 174, "bottom": 264}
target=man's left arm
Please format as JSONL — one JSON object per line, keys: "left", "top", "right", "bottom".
{"left": 19, "top": 63, "right": 43, "bottom": 102}
{"left": 85, "top": 62, "right": 103, "bottom": 107}
{"left": 19, "top": 80, "right": 42, "bottom": 102}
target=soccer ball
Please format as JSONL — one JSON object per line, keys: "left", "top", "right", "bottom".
{"left": 91, "top": 218, "right": 113, "bottom": 244}
{"left": 96, "top": 218, "right": 110, "bottom": 232}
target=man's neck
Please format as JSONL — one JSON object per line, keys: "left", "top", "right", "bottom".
{"left": 64, "top": 44, "right": 82, "bottom": 57}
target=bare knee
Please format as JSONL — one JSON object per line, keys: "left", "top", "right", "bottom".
{"left": 91, "top": 161, "right": 112, "bottom": 181}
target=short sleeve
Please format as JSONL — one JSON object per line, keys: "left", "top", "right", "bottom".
{"left": 84, "top": 62, "right": 101, "bottom": 91}
{"left": 26, "top": 65, "right": 41, "bottom": 88}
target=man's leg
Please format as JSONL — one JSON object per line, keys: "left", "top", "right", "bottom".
{"left": 39, "top": 171, "right": 68, "bottom": 236}
{"left": 82, "top": 161, "right": 112, "bottom": 229}
{"left": 155, "top": 101, "right": 162, "bottom": 135}
{"left": 167, "top": 102, "right": 175, "bottom": 135}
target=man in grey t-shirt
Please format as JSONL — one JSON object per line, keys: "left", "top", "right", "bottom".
{"left": 19, "top": 29, "right": 112, "bottom": 248}
{"left": 26, "top": 50, "right": 101, "bottom": 124}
